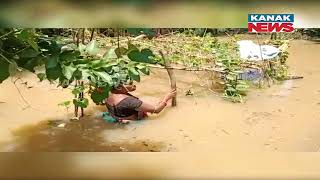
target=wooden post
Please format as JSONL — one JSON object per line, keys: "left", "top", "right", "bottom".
{"left": 159, "top": 50, "right": 177, "bottom": 106}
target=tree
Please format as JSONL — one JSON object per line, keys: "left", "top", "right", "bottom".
{"left": 0, "top": 28, "right": 156, "bottom": 117}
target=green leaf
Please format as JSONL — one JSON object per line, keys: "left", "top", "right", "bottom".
{"left": 103, "top": 48, "right": 118, "bottom": 59}
{"left": 18, "top": 48, "right": 40, "bottom": 58}
{"left": 89, "top": 60, "right": 107, "bottom": 69}
{"left": 86, "top": 40, "right": 99, "bottom": 56}
{"left": 139, "top": 66, "right": 150, "bottom": 75}
{"left": 114, "top": 47, "right": 128, "bottom": 58}
{"left": 59, "top": 50, "right": 80, "bottom": 62}
{"left": 236, "top": 84, "right": 249, "bottom": 92}
{"left": 46, "top": 55, "right": 59, "bottom": 69}
{"left": 62, "top": 64, "right": 76, "bottom": 79}
{"left": 72, "top": 86, "right": 84, "bottom": 95}
{"left": 37, "top": 73, "right": 46, "bottom": 82}
{"left": 8, "top": 62, "right": 18, "bottom": 76}
{"left": 226, "top": 87, "right": 236, "bottom": 92}
{"left": 48, "top": 40, "right": 63, "bottom": 55}
{"left": 91, "top": 86, "right": 110, "bottom": 104}
{"left": 0, "top": 59, "right": 9, "bottom": 83}
{"left": 17, "top": 29, "right": 39, "bottom": 51}
{"left": 128, "top": 67, "right": 140, "bottom": 82}
{"left": 78, "top": 43, "right": 86, "bottom": 54}
{"left": 93, "top": 71, "right": 113, "bottom": 85}
{"left": 105, "top": 61, "right": 119, "bottom": 68}
{"left": 58, "top": 101, "right": 71, "bottom": 107}
{"left": 46, "top": 65, "right": 62, "bottom": 80}
{"left": 80, "top": 69, "right": 95, "bottom": 81}
{"left": 73, "top": 98, "right": 89, "bottom": 108}
{"left": 73, "top": 69, "right": 82, "bottom": 80}
{"left": 27, "top": 39, "right": 39, "bottom": 52}
{"left": 127, "top": 49, "right": 155, "bottom": 64}
{"left": 135, "top": 64, "right": 146, "bottom": 69}
{"left": 38, "top": 39, "right": 51, "bottom": 50}
{"left": 17, "top": 29, "right": 30, "bottom": 41}
{"left": 22, "top": 56, "right": 45, "bottom": 72}
{"left": 127, "top": 43, "right": 138, "bottom": 52}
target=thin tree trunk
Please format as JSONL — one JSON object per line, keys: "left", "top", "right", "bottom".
{"left": 76, "top": 29, "right": 81, "bottom": 47}
{"left": 271, "top": 32, "right": 277, "bottom": 40}
{"left": 72, "top": 29, "right": 77, "bottom": 43}
{"left": 159, "top": 50, "right": 177, "bottom": 106}
{"left": 81, "top": 28, "right": 85, "bottom": 44}
{"left": 117, "top": 29, "right": 120, "bottom": 48}
{"left": 74, "top": 81, "right": 79, "bottom": 117}
{"left": 90, "top": 28, "right": 95, "bottom": 41}
{"left": 80, "top": 81, "right": 84, "bottom": 117}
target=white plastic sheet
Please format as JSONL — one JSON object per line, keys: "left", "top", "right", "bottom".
{"left": 237, "top": 40, "right": 280, "bottom": 61}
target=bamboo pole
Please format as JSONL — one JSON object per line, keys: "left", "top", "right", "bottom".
{"left": 159, "top": 50, "right": 177, "bottom": 106}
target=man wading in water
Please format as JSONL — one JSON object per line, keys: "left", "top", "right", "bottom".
{"left": 105, "top": 81, "right": 176, "bottom": 124}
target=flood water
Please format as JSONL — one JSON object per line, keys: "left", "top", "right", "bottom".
{"left": 0, "top": 40, "right": 320, "bottom": 152}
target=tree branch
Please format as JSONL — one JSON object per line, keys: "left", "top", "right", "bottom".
{"left": 159, "top": 50, "right": 177, "bottom": 106}
{"left": 0, "top": 30, "right": 15, "bottom": 39}
{"left": 147, "top": 64, "right": 225, "bottom": 73}
{"left": 12, "top": 78, "right": 31, "bottom": 110}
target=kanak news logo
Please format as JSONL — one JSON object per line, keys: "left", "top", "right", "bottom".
{"left": 248, "top": 14, "right": 294, "bottom": 33}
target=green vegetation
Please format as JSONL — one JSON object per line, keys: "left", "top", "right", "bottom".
{"left": 0, "top": 28, "right": 155, "bottom": 117}
{"left": 0, "top": 28, "right": 297, "bottom": 114}
{"left": 212, "top": 39, "right": 249, "bottom": 103}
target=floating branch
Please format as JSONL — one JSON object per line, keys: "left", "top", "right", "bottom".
{"left": 147, "top": 64, "right": 225, "bottom": 73}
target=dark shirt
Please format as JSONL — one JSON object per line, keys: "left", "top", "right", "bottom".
{"left": 106, "top": 95, "right": 143, "bottom": 118}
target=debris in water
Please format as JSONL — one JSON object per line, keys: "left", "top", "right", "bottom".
{"left": 70, "top": 117, "right": 80, "bottom": 122}
{"left": 47, "top": 120, "right": 64, "bottom": 126}
{"left": 57, "top": 123, "right": 66, "bottom": 128}
{"left": 221, "top": 129, "right": 230, "bottom": 135}
{"left": 185, "top": 89, "right": 194, "bottom": 96}
{"left": 120, "top": 147, "right": 128, "bottom": 152}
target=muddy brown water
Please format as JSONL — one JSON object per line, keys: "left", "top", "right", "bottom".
{"left": 3, "top": 117, "right": 166, "bottom": 152}
{"left": 0, "top": 40, "right": 320, "bottom": 152}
